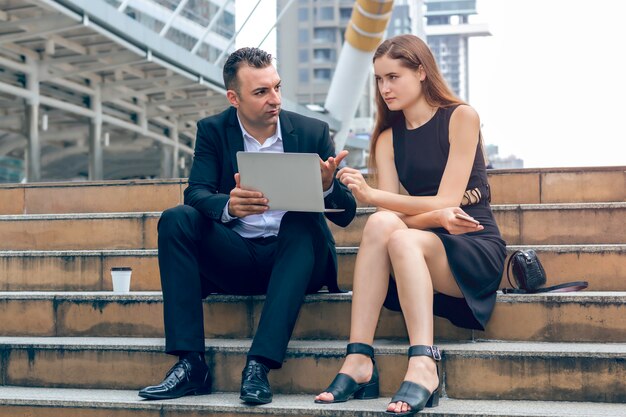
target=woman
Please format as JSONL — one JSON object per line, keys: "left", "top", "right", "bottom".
{"left": 315, "top": 34, "right": 506, "bottom": 416}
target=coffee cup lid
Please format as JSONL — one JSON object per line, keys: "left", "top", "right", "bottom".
{"left": 111, "top": 267, "right": 132, "bottom": 271}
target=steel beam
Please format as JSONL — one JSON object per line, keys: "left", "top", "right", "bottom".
{"left": 171, "top": 119, "right": 179, "bottom": 178}
{"left": 159, "top": 0, "right": 190, "bottom": 37}
{"left": 215, "top": 0, "right": 263, "bottom": 65}
{"left": 190, "top": 0, "right": 232, "bottom": 54}
{"left": 25, "top": 57, "right": 40, "bottom": 182}
{"left": 88, "top": 84, "right": 103, "bottom": 180}
{"left": 0, "top": 22, "right": 82, "bottom": 45}
{"left": 0, "top": 80, "right": 193, "bottom": 154}
{"left": 0, "top": 56, "right": 32, "bottom": 74}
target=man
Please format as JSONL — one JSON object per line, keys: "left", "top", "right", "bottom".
{"left": 138, "top": 47, "right": 356, "bottom": 404}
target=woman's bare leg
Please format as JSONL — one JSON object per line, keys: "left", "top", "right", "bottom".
{"left": 385, "top": 229, "right": 462, "bottom": 414}
{"left": 316, "top": 211, "right": 406, "bottom": 402}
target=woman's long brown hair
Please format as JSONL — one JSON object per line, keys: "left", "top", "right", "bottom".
{"left": 369, "top": 34, "right": 466, "bottom": 171}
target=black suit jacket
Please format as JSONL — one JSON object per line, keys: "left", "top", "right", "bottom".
{"left": 183, "top": 106, "right": 357, "bottom": 292}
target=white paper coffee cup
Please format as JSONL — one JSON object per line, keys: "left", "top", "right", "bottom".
{"left": 111, "top": 267, "right": 132, "bottom": 293}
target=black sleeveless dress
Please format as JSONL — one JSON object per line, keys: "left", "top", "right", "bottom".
{"left": 383, "top": 105, "right": 506, "bottom": 330}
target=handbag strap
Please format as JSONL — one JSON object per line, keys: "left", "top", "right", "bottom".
{"left": 534, "top": 281, "right": 589, "bottom": 293}
{"left": 505, "top": 250, "right": 522, "bottom": 288}
{"left": 502, "top": 281, "right": 588, "bottom": 294}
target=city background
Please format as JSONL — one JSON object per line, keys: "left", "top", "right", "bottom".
{"left": 0, "top": 4, "right": 624, "bottom": 414}
{"left": 238, "top": 0, "right": 626, "bottom": 170}
{"left": 1, "top": 0, "right": 624, "bottom": 183}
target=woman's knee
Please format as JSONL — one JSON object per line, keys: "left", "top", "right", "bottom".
{"left": 387, "top": 229, "right": 434, "bottom": 260}
{"left": 362, "top": 211, "right": 405, "bottom": 241}
{"left": 388, "top": 229, "right": 444, "bottom": 264}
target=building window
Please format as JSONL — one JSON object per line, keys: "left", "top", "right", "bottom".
{"left": 165, "top": 27, "right": 197, "bottom": 50}
{"left": 299, "top": 49, "right": 309, "bottom": 63}
{"left": 339, "top": 7, "right": 352, "bottom": 21}
{"left": 317, "top": 6, "right": 334, "bottom": 21}
{"left": 426, "top": 1, "right": 475, "bottom": 14}
{"left": 299, "top": 69, "right": 309, "bottom": 83}
{"left": 313, "top": 28, "right": 335, "bottom": 43}
{"left": 197, "top": 43, "right": 221, "bottom": 62}
{"left": 298, "top": 7, "right": 308, "bottom": 21}
{"left": 314, "top": 68, "right": 332, "bottom": 81}
{"left": 313, "top": 48, "right": 335, "bottom": 62}
{"left": 299, "top": 29, "right": 309, "bottom": 42}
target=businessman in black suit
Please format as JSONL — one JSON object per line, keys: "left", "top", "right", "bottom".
{"left": 138, "top": 47, "right": 356, "bottom": 404}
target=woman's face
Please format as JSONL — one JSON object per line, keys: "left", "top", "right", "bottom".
{"left": 374, "top": 55, "right": 424, "bottom": 111}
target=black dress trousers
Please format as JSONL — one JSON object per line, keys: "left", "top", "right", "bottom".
{"left": 157, "top": 204, "right": 329, "bottom": 368}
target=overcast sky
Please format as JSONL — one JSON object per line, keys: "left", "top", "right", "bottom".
{"left": 235, "top": 0, "right": 277, "bottom": 56}
{"left": 236, "top": 0, "right": 626, "bottom": 168}
{"left": 469, "top": 0, "right": 626, "bottom": 167}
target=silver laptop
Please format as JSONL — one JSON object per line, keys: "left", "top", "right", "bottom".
{"left": 236, "top": 152, "right": 344, "bottom": 213}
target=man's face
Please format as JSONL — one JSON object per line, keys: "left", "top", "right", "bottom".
{"left": 227, "top": 64, "right": 281, "bottom": 134}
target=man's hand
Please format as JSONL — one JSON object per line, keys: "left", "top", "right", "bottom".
{"left": 320, "top": 150, "right": 349, "bottom": 191}
{"left": 228, "top": 173, "right": 269, "bottom": 218}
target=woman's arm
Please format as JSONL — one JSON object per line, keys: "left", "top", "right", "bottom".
{"left": 402, "top": 207, "right": 484, "bottom": 234}
{"left": 342, "top": 105, "right": 481, "bottom": 215}
{"left": 385, "top": 118, "right": 484, "bottom": 234}
{"left": 336, "top": 128, "right": 404, "bottom": 212}
{"left": 373, "top": 128, "right": 401, "bottom": 195}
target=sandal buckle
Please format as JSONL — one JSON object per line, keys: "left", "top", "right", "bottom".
{"left": 430, "top": 346, "right": 442, "bottom": 361}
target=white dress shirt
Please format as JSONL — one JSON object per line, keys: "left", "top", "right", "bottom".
{"left": 221, "top": 115, "right": 333, "bottom": 238}
{"left": 221, "top": 117, "right": 285, "bottom": 238}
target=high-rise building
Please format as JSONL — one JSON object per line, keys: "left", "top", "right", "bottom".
{"left": 278, "top": 0, "right": 489, "bottom": 108}
{"left": 390, "top": 0, "right": 490, "bottom": 101}
{"left": 387, "top": 0, "right": 422, "bottom": 39}
{"left": 275, "top": 1, "right": 489, "bottom": 168}
{"left": 422, "top": 0, "right": 490, "bottom": 101}
{"left": 276, "top": 0, "right": 375, "bottom": 123}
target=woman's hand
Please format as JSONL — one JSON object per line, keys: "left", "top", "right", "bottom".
{"left": 438, "top": 207, "right": 484, "bottom": 235}
{"left": 336, "top": 167, "right": 375, "bottom": 205}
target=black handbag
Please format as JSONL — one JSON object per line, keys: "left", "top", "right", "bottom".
{"left": 502, "top": 249, "right": 588, "bottom": 294}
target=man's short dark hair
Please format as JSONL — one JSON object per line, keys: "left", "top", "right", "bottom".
{"left": 223, "top": 47, "right": 273, "bottom": 92}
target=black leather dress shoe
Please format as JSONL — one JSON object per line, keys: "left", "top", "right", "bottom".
{"left": 138, "top": 358, "right": 211, "bottom": 400}
{"left": 240, "top": 359, "right": 273, "bottom": 404}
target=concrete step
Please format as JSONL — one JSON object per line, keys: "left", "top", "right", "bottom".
{"left": 331, "top": 203, "right": 626, "bottom": 247}
{"left": 486, "top": 166, "right": 625, "bottom": 205}
{"left": 1, "top": 167, "right": 623, "bottom": 215}
{"left": 0, "top": 291, "right": 624, "bottom": 343}
{"left": 0, "top": 249, "right": 161, "bottom": 291}
{"left": 0, "top": 212, "right": 160, "bottom": 251}
{"left": 0, "top": 337, "right": 623, "bottom": 402}
{"left": 342, "top": 244, "right": 626, "bottom": 292}
{"left": 1, "top": 202, "right": 625, "bottom": 251}
{"left": 0, "top": 180, "right": 184, "bottom": 215}
{"left": 0, "top": 387, "right": 622, "bottom": 417}
{"left": 1, "top": 244, "right": 624, "bottom": 291}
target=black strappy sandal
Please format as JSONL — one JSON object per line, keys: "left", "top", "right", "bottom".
{"left": 315, "top": 342, "right": 379, "bottom": 403}
{"left": 385, "top": 345, "right": 442, "bottom": 416}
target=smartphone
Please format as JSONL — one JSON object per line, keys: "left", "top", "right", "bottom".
{"left": 455, "top": 212, "right": 480, "bottom": 225}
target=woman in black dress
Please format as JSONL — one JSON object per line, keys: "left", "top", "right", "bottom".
{"left": 315, "top": 35, "right": 506, "bottom": 415}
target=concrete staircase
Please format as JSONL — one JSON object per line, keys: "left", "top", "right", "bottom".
{"left": 0, "top": 166, "right": 624, "bottom": 417}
